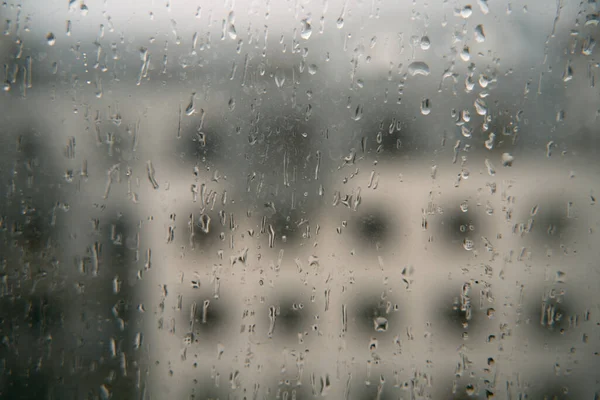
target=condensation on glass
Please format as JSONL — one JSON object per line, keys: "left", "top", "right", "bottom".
{"left": 0, "top": 0, "right": 599, "bottom": 399}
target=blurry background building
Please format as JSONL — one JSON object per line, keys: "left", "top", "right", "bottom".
{"left": 0, "top": 0, "right": 599, "bottom": 399}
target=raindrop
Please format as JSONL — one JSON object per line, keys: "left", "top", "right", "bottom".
{"left": 407, "top": 61, "right": 430, "bottom": 76}
{"left": 275, "top": 69, "right": 285, "bottom": 88}
{"left": 46, "top": 32, "right": 56, "bottom": 46}
{"left": 477, "top": 0, "right": 490, "bottom": 14}
{"left": 420, "top": 36, "right": 431, "bottom": 50}
{"left": 479, "top": 74, "right": 491, "bottom": 88}
{"left": 474, "top": 98, "right": 488, "bottom": 115}
{"left": 202, "top": 300, "right": 210, "bottom": 323}
{"left": 195, "top": 131, "right": 206, "bottom": 147}
{"left": 301, "top": 18, "right": 312, "bottom": 40}
{"left": 420, "top": 98, "right": 431, "bottom": 115}
{"left": 463, "top": 238, "right": 475, "bottom": 251}
{"left": 369, "top": 337, "right": 378, "bottom": 350}
{"left": 546, "top": 141, "right": 555, "bottom": 157}
{"left": 373, "top": 317, "right": 389, "bottom": 332}
{"left": 352, "top": 104, "right": 363, "bottom": 121}
{"left": 485, "top": 133, "right": 495, "bottom": 150}
{"left": 308, "top": 64, "right": 318, "bottom": 75}
{"left": 460, "top": 46, "right": 471, "bottom": 61}
{"left": 183, "top": 332, "right": 194, "bottom": 345}
{"left": 336, "top": 17, "right": 344, "bottom": 29}
{"left": 485, "top": 158, "right": 496, "bottom": 176}
{"left": 99, "top": 384, "right": 111, "bottom": 400}
{"left": 465, "top": 75, "right": 475, "bottom": 91}
{"left": 185, "top": 93, "right": 196, "bottom": 116}
{"left": 146, "top": 161, "right": 159, "bottom": 189}
{"left": 227, "top": 12, "right": 237, "bottom": 40}
{"left": 461, "top": 125, "right": 472, "bottom": 138}
{"left": 466, "top": 384, "right": 476, "bottom": 395}
{"left": 530, "top": 205, "right": 539, "bottom": 216}
{"left": 461, "top": 110, "right": 471, "bottom": 122}
{"left": 198, "top": 214, "right": 211, "bottom": 233}
{"left": 582, "top": 37, "right": 595, "bottom": 56}
{"left": 460, "top": 5, "right": 473, "bottom": 18}
{"left": 474, "top": 24, "right": 486, "bottom": 43}
{"left": 585, "top": 13, "right": 600, "bottom": 27}
{"left": 501, "top": 153, "right": 514, "bottom": 167}
{"left": 562, "top": 59, "right": 573, "bottom": 82}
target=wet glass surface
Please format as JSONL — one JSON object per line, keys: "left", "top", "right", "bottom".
{"left": 1, "top": 0, "right": 599, "bottom": 398}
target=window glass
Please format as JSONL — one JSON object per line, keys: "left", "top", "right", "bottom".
{"left": 1, "top": 0, "right": 599, "bottom": 398}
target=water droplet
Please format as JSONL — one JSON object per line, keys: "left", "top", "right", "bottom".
{"left": 465, "top": 75, "right": 475, "bottom": 92}
{"left": 146, "top": 160, "right": 159, "bottom": 189}
{"left": 112, "top": 276, "right": 121, "bottom": 294}
{"left": 420, "top": 98, "right": 431, "bottom": 115}
{"left": 336, "top": 17, "right": 344, "bottom": 29}
{"left": 99, "top": 384, "right": 111, "bottom": 400}
{"left": 461, "top": 125, "right": 472, "bottom": 138}
{"left": 407, "top": 61, "right": 430, "bottom": 76}
{"left": 46, "top": 32, "right": 56, "bottom": 46}
{"left": 183, "top": 332, "right": 194, "bottom": 345}
{"left": 474, "top": 98, "right": 488, "bottom": 115}
{"left": 373, "top": 317, "right": 389, "bottom": 332}
{"left": 185, "top": 93, "right": 196, "bottom": 115}
{"left": 585, "top": 13, "right": 600, "bottom": 27}
{"left": 501, "top": 153, "right": 514, "bottom": 167}
{"left": 352, "top": 104, "right": 363, "bottom": 121}
{"left": 463, "top": 238, "right": 475, "bottom": 251}
{"left": 477, "top": 0, "right": 490, "bottom": 14}
{"left": 479, "top": 74, "right": 491, "bottom": 88}
{"left": 420, "top": 36, "right": 431, "bottom": 50}
{"left": 227, "top": 12, "right": 237, "bottom": 40}
{"left": 369, "top": 337, "right": 378, "bottom": 350}
{"left": 562, "top": 59, "right": 573, "bottom": 82}
{"left": 460, "top": 5, "right": 473, "bottom": 18}
{"left": 308, "top": 64, "right": 318, "bottom": 75}
{"left": 485, "top": 158, "right": 496, "bottom": 176}
{"left": 461, "top": 110, "right": 471, "bottom": 122}
{"left": 582, "top": 36, "right": 595, "bottom": 56}
{"left": 460, "top": 46, "right": 471, "bottom": 62}
{"left": 485, "top": 133, "right": 495, "bottom": 150}
{"left": 228, "top": 97, "right": 235, "bottom": 111}
{"left": 300, "top": 18, "right": 312, "bottom": 40}
{"left": 530, "top": 205, "right": 539, "bottom": 216}
{"left": 198, "top": 214, "right": 211, "bottom": 233}
{"left": 546, "top": 141, "right": 555, "bottom": 157}
{"left": 474, "top": 24, "right": 486, "bottom": 43}
{"left": 80, "top": 3, "right": 89, "bottom": 16}
{"left": 465, "top": 384, "right": 476, "bottom": 395}
{"left": 274, "top": 69, "right": 285, "bottom": 88}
